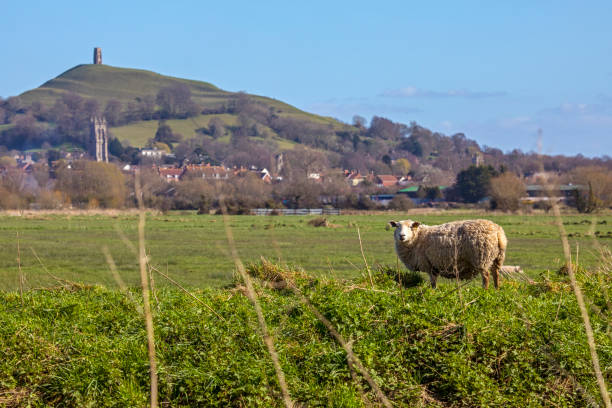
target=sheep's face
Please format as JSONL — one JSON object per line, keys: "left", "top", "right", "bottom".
{"left": 389, "top": 220, "right": 421, "bottom": 244}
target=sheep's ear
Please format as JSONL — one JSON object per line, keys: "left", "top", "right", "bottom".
{"left": 389, "top": 221, "right": 399, "bottom": 228}
{"left": 410, "top": 221, "right": 421, "bottom": 229}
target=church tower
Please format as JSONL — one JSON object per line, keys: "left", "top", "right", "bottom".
{"left": 93, "top": 47, "right": 102, "bottom": 64}
{"left": 90, "top": 117, "right": 109, "bottom": 162}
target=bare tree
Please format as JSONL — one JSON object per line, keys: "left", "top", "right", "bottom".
{"left": 490, "top": 172, "right": 526, "bottom": 211}
{"left": 104, "top": 99, "right": 123, "bottom": 126}
{"left": 156, "top": 84, "right": 200, "bottom": 118}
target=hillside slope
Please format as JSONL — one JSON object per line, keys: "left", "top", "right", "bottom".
{"left": 18, "top": 64, "right": 347, "bottom": 147}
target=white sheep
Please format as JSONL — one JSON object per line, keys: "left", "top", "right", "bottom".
{"left": 389, "top": 219, "right": 507, "bottom": 289}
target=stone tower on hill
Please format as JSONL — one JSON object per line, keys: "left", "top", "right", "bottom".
{"left": 93, "top": 47, "right": 102, "bottom": 64}
{"left": 90, "top": 116, "right": 109, "bottom": 162}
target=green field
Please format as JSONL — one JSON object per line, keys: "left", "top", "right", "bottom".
{"left": 2, "top": 211, "right": 612, "bottom": 406}
{"left": 0, "top": 211, "right": 610, "bottom": 291}
{"left": 111, "top": 114, "right": 299, "bottom": 149}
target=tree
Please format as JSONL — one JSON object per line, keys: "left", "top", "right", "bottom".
{"left": 352, "top": 115, "right": 366, "bottom": 128}
{"left": 392, "top": 158, "right": 411, "bottom": 175}
{"left": 399, "top": 136, "right": 423, "bottom": 157}
{"left": 0, "top": 115, "right": 43, "bottom": 150}
{"left": 55, "top": 161, "right": 127, "bottom": 208}
{"left": 108, "top": 137, "right": 125, "bottom": 158}
{"left": 84, "top": 98, "right": 100, "bottom": 118}
{"left": 154, "top": 121, "right": 182, "bottom": 146}
{"left": 455, "top": 165, "right": 498, "bottom": 203}
{"left": 489, "top": 172, "right": 525, "bottom": 211}
{"left": 104, "top": 99, "right": 123, "bottom": 126}
{"left": 571, "top": 166, "right": 612, "bottom": 210}
{"left": 208, "top": 117, "right": 225, "bottom": 139}
{"left": 367, "top": 116, "right": 403, "bottom": 140}
{"left": 156, "top": 84, "right": 199, "bottom": 118}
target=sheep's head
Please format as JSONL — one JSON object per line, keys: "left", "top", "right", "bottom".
{"left": 389, "top": 220, "right": 421, "bottom": 244}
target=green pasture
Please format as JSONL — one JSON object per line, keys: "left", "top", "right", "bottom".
{"left": 0, "top": 212, "right": 610, "bottom": 291}
{"left": 111, "top": 113, "right": 298, "bottom": 149}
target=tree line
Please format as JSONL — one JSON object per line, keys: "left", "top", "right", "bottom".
{"left": 1, "top": 158, "right": 610, "bottom": 213}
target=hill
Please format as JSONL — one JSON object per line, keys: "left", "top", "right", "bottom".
{"left": 5, "top": 63, "right": 610, "bottom": 180}
{"left": 18, "top": 64, "right": 348, "bottom": 148}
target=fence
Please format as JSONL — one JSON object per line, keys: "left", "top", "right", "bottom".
{"left": 250, "top": 208, "right": 341, "bottom": 216}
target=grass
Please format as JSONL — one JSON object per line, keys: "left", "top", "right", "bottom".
{"left": 0, "top": 212, "right": 610, "bottom": 291}
{"left": 1, "top": 212, "right": 612, "bottom": 406}
{"left": 111, "top": 113, "right": 298, "bottom": 149}
{"left": 1, "top": 261, "right": 612, "bottom": 406}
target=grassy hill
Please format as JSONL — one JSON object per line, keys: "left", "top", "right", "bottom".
{"left": 18, "top": 64, "right": 348, "bottom": 148}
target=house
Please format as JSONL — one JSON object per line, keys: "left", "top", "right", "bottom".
{"left": 259, "top": 168, "right": 272, "bottom": 184}
{"left": 522, "top": 184, "right": 586, "bottom": 203}
{"left": 370, "top": 194, "right": 395, "bottom": 206}
{"left": 157, "top": 167, "right": 184, "bottom": 182}
{"left": 345, "top": 170, "right": 367, "bottom": 186}
{"left": 185, "top": 164, "right": 230, "bottom": 180}
{"left": 397, "top": 185, "right": 420, "bottom": 198}
{"left": 397, "top": 185, "right": 448, "bottom": 204}
{"left": 141, "top": 148, "right": 165, "bottom": 159}
{"left": 375, "top": 175, "right": 398, "bottom": 188}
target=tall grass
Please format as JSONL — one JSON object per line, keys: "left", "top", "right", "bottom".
{"left": 135, "top": 170, "right": 159, "bottom": 408}
{"left": 553, "top": 204, "right": 612, "bottom": 407}
{"left": 248, "top": 258, "right": 393, "bottom": 407}
{"left": 220, "top": 204, "right": 294, "bottom": 407}
{"left": 16, "top": 232, "right": 23, "bottom": 305}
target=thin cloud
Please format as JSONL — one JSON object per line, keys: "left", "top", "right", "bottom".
{"left": 380, "top": 86, "right": 507, "bottom": 99}
{"left": 308, "top": 101, "right": 422, "bottom": 118}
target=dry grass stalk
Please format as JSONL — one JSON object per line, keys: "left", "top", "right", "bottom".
{"left": 145, "top": 256, "right": 160, "bottom": 311}
{"left": 149, "top": 264, "right": 225, "bottom": 321}
{"left": 17, "top": 232, "right": 24, "bottom": 305}
{"left": 29, "top": 247, "right": 74, "bottom": 288}
{"left": 0, "top": 388, "right": 31, "bottom": 407}
{"left": 288, "top": 282, "right": 393, "bottom": 408}
{"left": 356, "top": 227, "right": 374, "bottom": 288}
{"left": 220, "top": 203, "right": 294, "bottom": 408}
{"left": 102, "top": 246, "right": 141, "bottom": 314}
{"left": 552, "top": 204, "right": 611, "bottom": 408}
{"left": 499, "top": 265, "right": 534, "bottom": 284}
{"left": 114, "top": 224, "right": 138, "bottom": 256}
{"left": 135, "top": 170, "right": 159, "bottom": 408}
{"left": 102, "top": 245, "right": 129, "bottom": 292}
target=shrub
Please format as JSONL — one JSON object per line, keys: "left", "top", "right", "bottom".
{"left": 489, "top": 172, "right": 525, "bottom": 211}
{"left": 387, "top": 194, "right": 415, "bottom": 211}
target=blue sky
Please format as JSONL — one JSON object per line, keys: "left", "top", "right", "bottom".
{"left": 1, "top": 0, "right": 611, "bottom": 157}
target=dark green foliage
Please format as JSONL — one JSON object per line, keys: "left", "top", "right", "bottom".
{"left": 455, "top": 165, "right": 499, "bottom": 203}
{"left": 154, "top": 120, "right": 182, "bottom": 145}
{"left": 377, "top": 264, "right": 425, "bottom": 287}
{"left": 398, "top": 136, "right": 423, "bottom": 157}
{"left": 108, "top": 137, "right": 124, "bottom": 158}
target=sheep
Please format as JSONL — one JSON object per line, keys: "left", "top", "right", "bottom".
{"left": 389, "top": 219, "right": 507, "bottom": 289}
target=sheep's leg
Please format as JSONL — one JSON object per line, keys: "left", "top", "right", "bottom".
{"left": 481, "top": 269, "right": 490, "bottom": 289}
{"left": 429, "top": 274, "right": 438, "bottom": 289}
{"left": 492, "top": 268, "right": 500, "bottom": 289}
{"left": 491, "top": 252, "right": 505, "bottom": 290}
